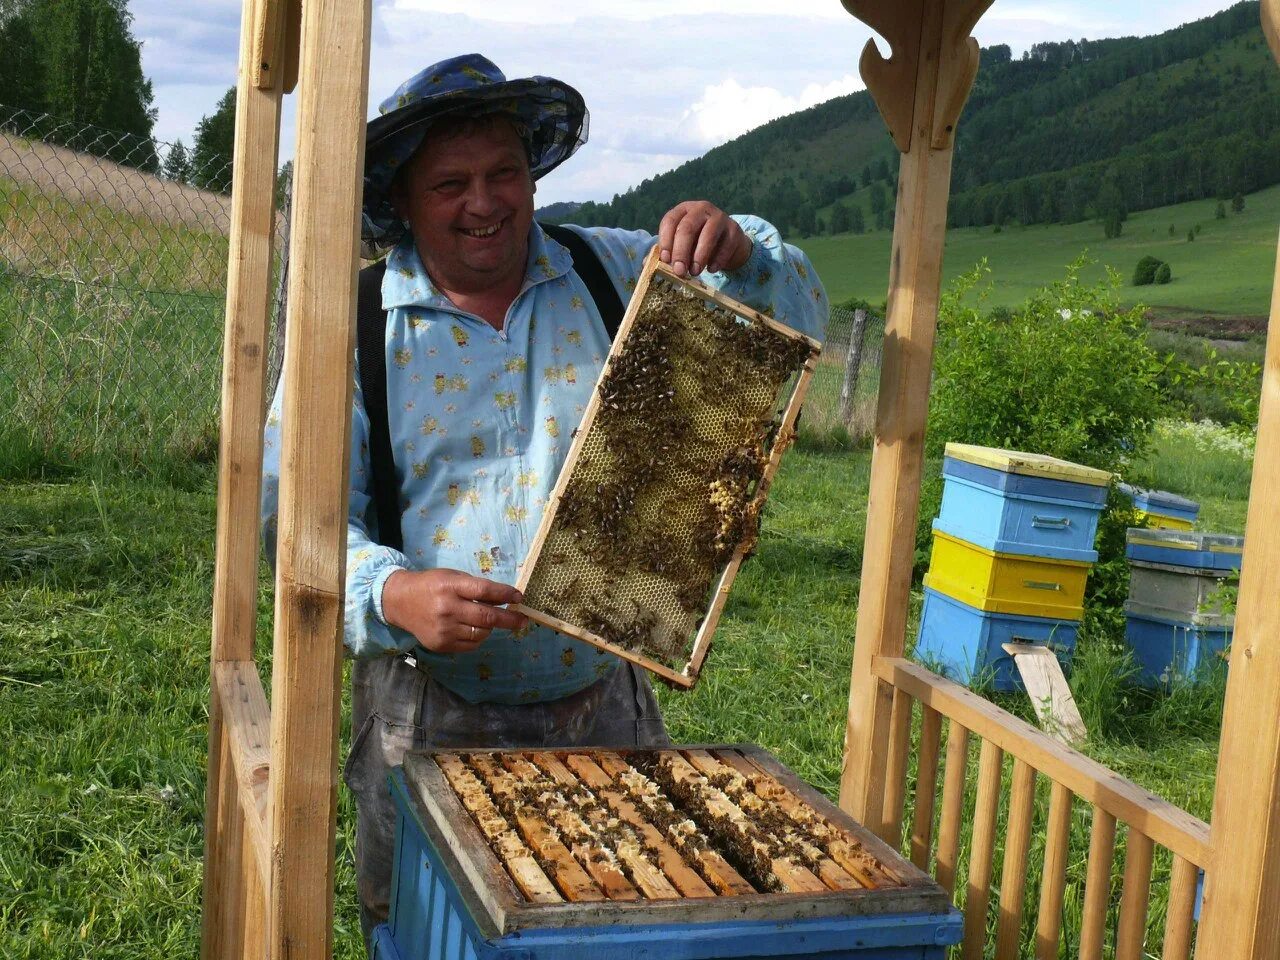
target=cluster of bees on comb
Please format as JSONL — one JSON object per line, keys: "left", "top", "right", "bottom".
{"left": 435, "top": 748, "right": 899, "bottom": 905}
{"left": 532, "top": 273, "right": 813, "bottom": 664}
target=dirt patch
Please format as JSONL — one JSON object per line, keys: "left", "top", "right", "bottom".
{"left": 1145, "top": 307, "right": 1267, "bottom": 340}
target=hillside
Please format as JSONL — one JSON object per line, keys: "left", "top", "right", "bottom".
{"left": 558, "top": 2, "right": 1277, "bottom": 242}
{"left": 798, "top": 182, "right": 1280, "bottom": 324}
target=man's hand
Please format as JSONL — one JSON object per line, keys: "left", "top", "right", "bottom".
{"left": 658, "top": 201, "right": 753, "bottom": 278}
{"left": 381, "top": 568, "right": 527, "bottom": 654}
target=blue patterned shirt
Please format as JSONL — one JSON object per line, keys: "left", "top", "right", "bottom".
{"left": 262, "top": 217, "right": 827, "bottom": 704}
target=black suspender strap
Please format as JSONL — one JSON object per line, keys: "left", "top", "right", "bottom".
{"left": 355, "top": 259, "right": 402, "bottom": 551}
{"left": 539, "top": 221, "right": 625, "bottom": 339}
{"left": 356, "top": 225, "right": 624, "bottom": 553}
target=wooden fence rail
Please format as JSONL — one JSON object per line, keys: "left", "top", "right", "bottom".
{"left": 872, "top": 657, "right": 1209, "bottom": 960}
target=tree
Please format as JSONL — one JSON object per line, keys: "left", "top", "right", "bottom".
{"left": 1096, "top": 176, "right": 1127, "bottom": 239}
{"left": 31, "top": 0, "right": 157, "bottom": 166}
{"left": 1232, "top": 192, "right": 1246, "bottom": 213}
{"left": 1216, "top": 200, "right": 1227, "bottom": 219}
{"left": 849, "top": 203, "right": 866, "bottom": 235}
{"left": 1155, "top": 262, "right": 1173, "bottom": 284}
{"left": 193, "top": 87, "right": 236, "bottom": 193}
{"left": 275, "top": 160, "right": 293, "bottom": 210}
{"left": 1133, "top": 255, "right": 1166, "bottom": 286}
{"left": 162, "top": 139, "right": 192, "bottom": 182}
{"left": 829, "top": 201, "right": 851, "bottom": 234}
{"left": 0, "top": 8, "right": 45, "bottom": 113}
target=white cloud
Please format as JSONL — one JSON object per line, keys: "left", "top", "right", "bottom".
{"left": 390, "top": 0, "right": 850, "bottom": 23}
{"left": 675, "top": 73, "right": 863, "bottom": 150}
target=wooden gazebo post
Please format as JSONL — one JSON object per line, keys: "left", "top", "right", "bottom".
{"left": 200, "top": 0, "right": 372, "bottom": 956}
{"left": 837, "top": 0, "right": 992, "bottom": 835}
{"left": 1197, "top": 1, "right": 1280, "bottom": 955}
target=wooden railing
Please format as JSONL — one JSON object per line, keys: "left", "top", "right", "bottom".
{"left": 870, "top": 657, "right": 1208, "bottom": 959}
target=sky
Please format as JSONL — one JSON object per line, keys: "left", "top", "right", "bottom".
{"left": 134, "top": 0, "right": 1243, "bottom": 206}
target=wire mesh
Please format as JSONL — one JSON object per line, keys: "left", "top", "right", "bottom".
{"left": 0, "top": 103, "right": 285, "bottom": 475}
{"left": 802, "top": 304, "right": 885, "bottom": 441}
{"left": 0, "top": 100, "right": 878, "bottom": 477}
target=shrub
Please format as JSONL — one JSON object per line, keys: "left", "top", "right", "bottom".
{"left": 1133, "top": 255, "right": 1165, "bottom": 286}
{"left": 1154, "top": 262, "right": 1172, "bottom": 285}
{"left": 927, "top": 258, "right": 1164, "bottom": 470}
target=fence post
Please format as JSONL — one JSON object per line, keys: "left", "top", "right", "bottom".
{"left": 839, "top": 308, "right": 869, "bottom": 426}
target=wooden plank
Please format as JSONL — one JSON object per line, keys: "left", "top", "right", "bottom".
{"left": 214, "top": 661, "right": 271, "bottom": 888}
{"left": 657, "top": 752, "right": 828, "bottom": 894}
{"left": 252, "top": 0, "right": 286, "bottom": 89}
{"left": 909, "top": 705, "right": 943, "bottom": 871}
{"left": 841, "top": 0, "right": 924, "bottom": 152}
{"left": 685, "top": 750, "right": 860, "bottom": 892}
{"left": 468, "top": 755, "right": 606, "bottom": 902}
{"left": 931, "top": 0, "right": 995, "bottom": 149}
{"left": 874, "top": 657, "right": 1212, "bottom": 865}
{"left": 1115, "top": 830, "right": 1154, "bottom": 960}
{"left": 558, "top": 754, "right": 729, "bottom": 898}
{"left": 265, "top": 0, "right": 373, "bottom": 953}
{"left": 840, "top": 0, "right": 973, "bottom": 823}
{"left": 935, "top": 721, "right": 970, "bottom": 898}
{"left": 1161, "top": 855, "right": 1199, "bottom": 960}
{"left": 1034, "top": 782, "right": 1074, "bottom": 960}
{"left": 435, "top": 755, "right": 560, "bottom": 903}
{"left": 498, "top": 754, "right": 643, "bottom": 901}
{"left": 994, "top": 759, "right": 1037, "bottom": 958}
{"left": 1198, "top": 25, "right": 1280, "bottom": 947}
{"left": 961, "top": 740, "right": 1004, "bottom": 960}
{"left": 241, "top": 802, "right": 268, "bottom": 959}
{"left": 1079, "top": 808, "right": 1117, "bottom": 960}
{"left": 1006, "top": 643, "right": 1087, "bottom": 746}
{"left": 713, "top": 750, "right": 889, "bottom": 890}
{"left": 879, "top": 686, "right": 913, "bottom": 848}
{"left": 201, "top": 0, "right": 284, "bottom": 944}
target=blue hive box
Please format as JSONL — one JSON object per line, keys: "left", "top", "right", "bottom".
{"left": 939, "top": 444, "right": 1109, "bottom": 562}
{"left": 1123, "top": 600, "right": 1233, "bottom": 688}
{"left": 1125, "top": 529, "right": 1244, "bottom": 572}
{"left": 374, "top": 748, "right": 963, "bottom": 960}
{"left": 1118, "top": 484, "right": 1199, "bottom": 529}
{"left": 915, "top": 586, "right": 1079, "bottom": 692}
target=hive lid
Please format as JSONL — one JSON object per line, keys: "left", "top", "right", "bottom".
{"left": 1125, "top": 528, "right": 1243, "bottom": 554}
{"left": 1118, "top": 483, "right": 1199, "bottom": 512}
{"left": 943, "top": 443, "right": 1112, "bottom": 487}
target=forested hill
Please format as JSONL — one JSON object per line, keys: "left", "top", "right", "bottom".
{"left": 557, "top": 2, "right": 1279, "bottom": 237}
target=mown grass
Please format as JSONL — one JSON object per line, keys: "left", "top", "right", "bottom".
{"left": 0, "top": 431, "right": 1247, "bottom": 957}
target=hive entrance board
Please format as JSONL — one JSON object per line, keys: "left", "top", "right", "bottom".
{"left": 401, "top": 745, "right": 950, "bottom": 936}
{"left": 512, "top": 250, "right": 820, "bottom": 688}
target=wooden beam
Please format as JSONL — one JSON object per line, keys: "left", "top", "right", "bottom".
{"left": 215, "top": 661, "right": 272, "bottom": 886}
{"left": 838, "top": 0, "right": 991, "bottom": 822}
{"left": 266, "top": 0, "right": 372, "bottom": 955}
{"left": 1198, "top": 8, "right": 1280, "bottom": 953}
{"left": 201, "top": 0, "right": 284, "bottom": 951}
{"left": 874, "top": 657, "right": 1212, "bottom": 866}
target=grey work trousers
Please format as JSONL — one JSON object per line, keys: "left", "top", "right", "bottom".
{"left": 342, "top": 655, "right": 670, "bottom": 951}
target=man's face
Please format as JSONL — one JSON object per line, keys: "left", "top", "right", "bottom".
{"left": 395, "top": 118, "right": 535, "bottom": 296}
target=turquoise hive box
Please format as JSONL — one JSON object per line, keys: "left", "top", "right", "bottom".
{"left": 372, "top": 747, "right": 962, "bottom": 960}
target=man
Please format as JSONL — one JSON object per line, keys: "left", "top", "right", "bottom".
{"left": 261, "top": 53, "right": 828, "bottom": 945}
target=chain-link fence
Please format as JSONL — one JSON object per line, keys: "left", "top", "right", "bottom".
{"left": 1, "top": 103, "right": 881, "bottom": 476}
{"left": 0, "top": 103, "right": 236, "bottom": 474}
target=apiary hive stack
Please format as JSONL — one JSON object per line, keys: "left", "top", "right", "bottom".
{"left": 914, "top": 443, "right": 1111, "bottom": 691}
{"left": 1118, "top": 483, "right": 1200, "bottom": 530}
{"left": 1123, "top": 528, "right": 1241, "bottom": 687}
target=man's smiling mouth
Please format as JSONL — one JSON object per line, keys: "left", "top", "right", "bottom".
{"left": 461, "top": 221, "right": 503, "bottom": 238}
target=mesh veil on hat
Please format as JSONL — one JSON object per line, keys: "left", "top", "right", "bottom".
{"left": 362, "top": 54, "right": 588, "bottom": 248}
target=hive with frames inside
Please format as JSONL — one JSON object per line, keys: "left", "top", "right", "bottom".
{"left": 513, "top": 249, "right": 821, "bottom": 688}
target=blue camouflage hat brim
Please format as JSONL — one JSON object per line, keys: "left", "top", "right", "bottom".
{"left": 362, "top": 54, "right": 588, "bottom": 249}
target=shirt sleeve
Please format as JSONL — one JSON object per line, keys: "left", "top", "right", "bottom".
{"left": 261, "top": 366, "right": 416, "bottom": 659}
{"left": 566, "top": 215, "right": 829, "bottom": 344}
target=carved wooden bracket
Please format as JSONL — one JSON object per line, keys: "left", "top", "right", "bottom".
{"left": 253, "top": 0, "right": 302, "bottom": 93}
{"left": 842, "top": 0, "right": 993, "bottom": 153}
{"left": 1265, "top": 0, "right": 1280, "bottom": 67}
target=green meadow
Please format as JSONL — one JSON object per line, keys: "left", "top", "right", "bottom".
{"left": 799, "top": 184, "right": 1280, "bottom": 320}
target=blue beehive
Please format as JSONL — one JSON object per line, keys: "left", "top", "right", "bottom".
{"left": 915, "top": 587, "right": 1079, "bottom": 691}
{"left": 939, "top": 448, "right": 1109, "bottom": 563}
{"left": 374, "top": 749, "right": 963, "bottom": 960}
{"left": 1126, "top": 529, "right": 1243, "bottom": 572}
{"left": 1118, "top": 484, "right": 1200, "bottom": 530}
{"left": 1123, "top": 600, "right": 1232, "bottom": 688}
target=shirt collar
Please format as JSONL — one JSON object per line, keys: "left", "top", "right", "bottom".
{"left": 380, "top": 224, "right": 574, "bottom": 312}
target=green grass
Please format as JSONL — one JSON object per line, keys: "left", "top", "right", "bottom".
{"left": 0, "top": 433, "right": 1244, "bottom": 957}
{"left": 797, "top": 184, "right": 1280, "bottom": 317}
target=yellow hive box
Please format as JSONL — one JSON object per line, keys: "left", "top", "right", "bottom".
{"left": 1135, "top": 509, "right": 1195, "bottom": 532}
{"left": 924, "top": 528, "right": 1090, "bottom": 619}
